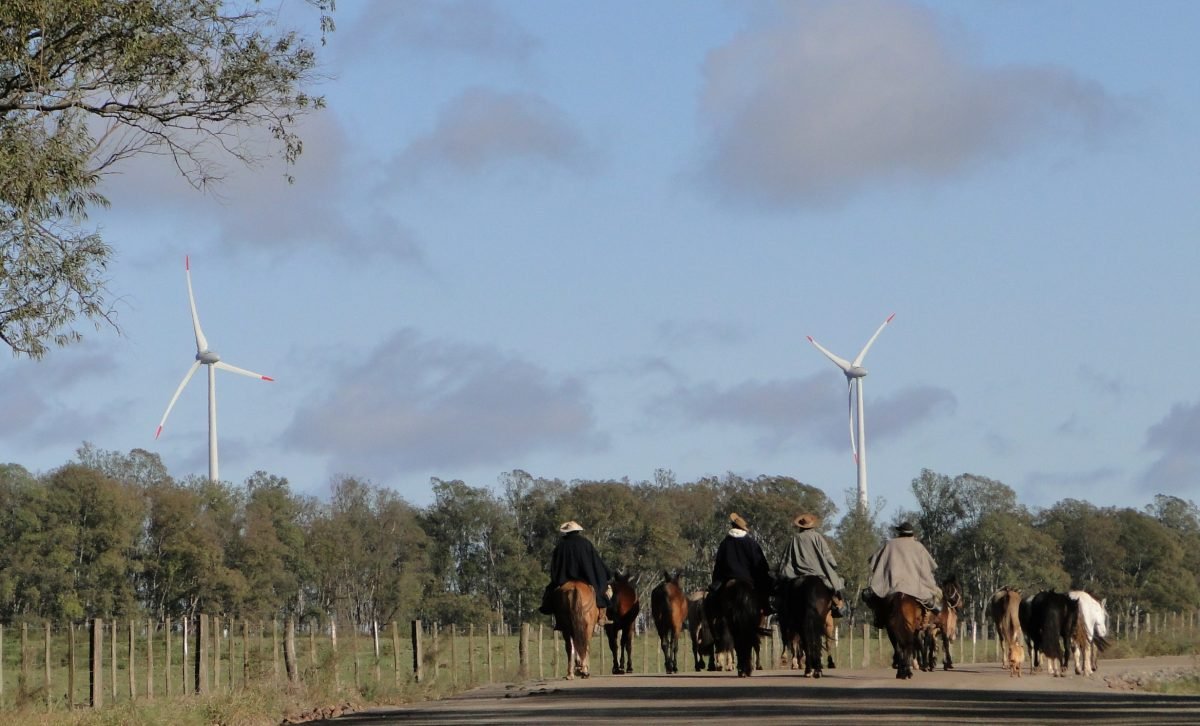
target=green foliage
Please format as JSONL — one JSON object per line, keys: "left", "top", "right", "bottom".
{"left": 0, "top": 0, "right": 332, "bottom": 357}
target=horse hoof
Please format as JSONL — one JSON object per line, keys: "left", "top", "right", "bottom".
{"left": 944, "top": 664, "right": 954, "bottom": 671}
{"left": 813, "top": 671, "right": 821, "bottom": 679}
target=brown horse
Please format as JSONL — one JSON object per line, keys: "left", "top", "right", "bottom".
{"left": 605, "top": 572, "right": 640, "bottom": 674}
{"left": 920, "top": 576, "right": 961, "bottom": 671}
{"left": 650, "top": 571, "right": 688, "bottom": 674}
{"left": 885, "top": 592, "right": 927, "bottom": 680}
{"left": 553, "top": 581, "right": 601, "bottom": 679}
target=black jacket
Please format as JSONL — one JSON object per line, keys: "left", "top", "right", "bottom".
{"left": 712, "top": 532, "right": 772, "bottom": 594}
{"left": 550, "top": 532, "right": 612, "bottom": 608}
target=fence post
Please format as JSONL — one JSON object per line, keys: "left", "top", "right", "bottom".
{"left": 539, "top": 624, "right": 544, "bottom": 679}
{"left": 212, "top": 616, "right": 221, "bottom": 694}
{"left": 146, "top": 619, "right": 154, "bottom": 700}
{"left": 44, "top": 621, "right": 52, "bottom": 709}
{"left": 242, "top": 620, "right": 250, "bottom": 689}
{"left": 411, "top": 620, "right": 423, "bottom": 683}
{"left": 469, "top": 624, "right": 476, "bottom": 683}
{"left": 450, "top": 624, "right": 458, "bottom": 686}
{"left": 487, "top": 624, "right": 494, "bottom": 682}
{"left": 181, "top": 617, "right": 189, "bottom": 695}
{"left": 127, "top": 618, "right": 135, "bottom": 701}
{"left": 519, "top": 623, "right": 530, "bottom": 678}
{"left": 90, "top": 618, "right": 103, "bottom": 709}
{"left": 330, "top": 619, "right": 340, "bottom": 691}
{"left": 68, "top": 623, "right": 76, "bottom": 709}
{"left": 353, "top": 619, "right": 362, "bottom": 688}
{"left": 0, "top": 622, "right": 4, "bottom": 703}
{"left": 373, "top": 620, "right": 381, "bottom": 686}
{"left": 109, "top": 619, "right": 116, "bottom": 701}
{"left": 165, "top": 617, "right": 172, "bottom": 697}
{"left": 21, "top": 622, "right": 29, "bottom": 700}
{"left": 196, "top": 613, "right": 208, "bottom": 695}
{"left": 285, "top": 617, "right": 298, "bottom": 684}
{"left": 272, "top": 619, "right": 280, "bottom": 684}
{"left": 391, "top": 621, "right": 400, "bottom": 687}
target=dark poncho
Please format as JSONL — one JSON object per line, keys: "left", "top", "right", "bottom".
{"left": 549, "top": 532, "right": 612, "bottom": 608}
{"left": 712, "top": 531, "right": 772, "bottom": 594}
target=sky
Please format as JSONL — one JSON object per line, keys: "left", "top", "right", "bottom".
{"left": 3, "top": 0, "right": 1199, "bottom": 520}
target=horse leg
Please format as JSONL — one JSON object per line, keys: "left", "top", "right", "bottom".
{"left": 565, "top": 634, "right": 576, "bottom": 680}
{"left": 623, "top": 626, "right": 634, "bottom": 673}
{"left": 887, "top": 628, "right": 901, "bottom": 670}
{"left": 605, "top": 623, "right": 619, "bottom": 674}
{"left": 942, "top": 630, "right": 954, "bottom": 670}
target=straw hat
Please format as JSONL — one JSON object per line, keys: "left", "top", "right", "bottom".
{"left": 793, "top": 513, "right": 820, "bottom": 530}
{"left": 559, "top": 520, "right": 583, "bottom": 534}
{"left": 729, "top": 512, "right": 750, "bottom": 531}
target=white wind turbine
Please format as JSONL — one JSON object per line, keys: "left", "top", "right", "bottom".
{"left": 808, "top": 313, "right": 895, "bottom": 512}
{"left": 155, "top": 255, "right": 274, "bottom": 482}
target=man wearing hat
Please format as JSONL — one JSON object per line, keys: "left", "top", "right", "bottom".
{"left": 777, "top": 513, "right": 847, "bottom": 617}
{"left": 538, "top": 520, "right": 613, "bottom": 618}
{"left": 710, "top": 513, "right": 774, "bottom": 614}
{"left": 862, "top": 521, "right": 939, "bottom": 624}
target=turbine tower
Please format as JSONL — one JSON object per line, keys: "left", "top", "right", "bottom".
{"left": 808, "top": 313, "right": 895, "bottom": 512}
{"left": 155, "top": 255, "right": 273, "bottom": 482}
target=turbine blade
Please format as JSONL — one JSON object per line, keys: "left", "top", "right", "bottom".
{"left": 852, "top": 313, "right": 895, "bottom": 367}
{"left": 185, "top": 255, "right": 209, "bottom": 353}
{"left": 807, "top": 336, "right": 853, "bottom": 372}
{"left": 214, "top": 360, "right": 274, "bottom": 381}
{"left": 156, "top": 360, "right": 202, "bottom": 438}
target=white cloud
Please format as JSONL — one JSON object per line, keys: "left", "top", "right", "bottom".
{"left": 697, "top": 0, "right": 1124, "bottom": 208}
{"left": 655, "top": 372, "right": 955, "bottom": 452}
{"left": 387, "top": 87, "right": 590, "bottom": 181}
{"left": 343, "top": 0, "right": 537, "bottom": 62}
{"left": 281, "top": 329, "right": 607, "bottom": 475}
{"left": 1141, "top": 400, "right": 1200, "bottom": 493}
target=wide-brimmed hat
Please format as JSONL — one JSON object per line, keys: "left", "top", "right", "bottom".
{"left": 729, "top": 512, "right": 750, "bottom": 531}
{"left": 559, "top": 520, "right": 583, "bottom": 534}
{"left": 793, "top": 513, "right": 820, "bottom": 530}
{"left": 893, "top": 521, "right": 915, "bottom": 536}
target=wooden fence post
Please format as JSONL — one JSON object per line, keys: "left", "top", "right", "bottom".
{"left": 242, "top": 620, "right": 250, "bottom": 689}
{"left": 373, "top": 620, "right": 381, "bottom": 686}
{"left": 352, "top": 619, "right": 361, "bottom": 689}
{"left": 450, "top": 624, "right": 458, "bottom": 686}
{"left": 330, "top": 619, "right": 340, "bottom": 691}
{"left": 539, "top": 624, "right": 544, "bottom": 680}
{"left": 468, "top": 624, "right": 476, "bottom": 683}
{"left": 181, "top": 617, "right": 189, "bottom": 695}
{"left": 21, "top": 622, "right": 29, "bottom": 700}
{"left": 146, "top": 619, "right": 154, "bottom": 700}
{"left": 44, "top": 621, "right": 52, "bottom": 709}
{"left": 165, "top": 617, "right": 172, "bottom": 697}
{"left": 391, "top": 621, "right": 400, "bottom": 687}
{"left": 285, "top": 617, "right": 298, "bottom": 684}
{"left": 196, "top": 613, "right": 209, "bottom": 695}
{"left": 411, "top": 620, "right": 423, "bottom": 684}
{"left": 127, "top": 619, "right": 135, "bottom": 700}
{"left": 272, "top": 619, "right": 280, "bottom": 684}
{"left": 68, "top": 623, "right": 76, "bottom": 709}
{"left": 213, "top": 616, "right": 221, "bottom": 693}
{"left": 487, "top": 624, "right": 494, "bottom": 682}
{"left": 519, "top": 623, "right": 530, "bottom": 678}
{"left": 109, "top": 619, "right": 116, "bottom": 701}
{"left": 90, "top": 618, "right": 103, "bottom": 709}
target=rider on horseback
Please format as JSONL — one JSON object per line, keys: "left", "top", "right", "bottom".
{"left": 538, "top": 520, "right": 613, "bottom": 624}
{"left": 861, "top": 521, "right": 940, "bottom": 627}
{"left": 710, "top": 513, "right": 774, "bottom": 620}
{"left": 776, "top": 513, "right": 847, "bottom": 617}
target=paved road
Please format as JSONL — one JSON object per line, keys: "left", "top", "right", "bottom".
{"left": 320, "top": 657, "right": 1200, "bottom": 725}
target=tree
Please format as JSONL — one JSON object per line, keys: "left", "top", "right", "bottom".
{"left": 832, "top": 491, "right": 887, "bottom": 622}
{"left": 0, "top": 0, "right": 333, "bottom": 357}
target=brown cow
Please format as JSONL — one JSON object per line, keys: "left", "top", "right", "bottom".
{"left": 989, "top": 587, "right": 1025, "bottom": 677}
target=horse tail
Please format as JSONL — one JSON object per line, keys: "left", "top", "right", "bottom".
{"left": 801, "top": 583, "right": 826, "bottom": 674}
{"left": 723, "top": 580, "right": 759, "bottom": 676}
{"left": 1093, "top": 632, "right": 1110, "bottom": 652}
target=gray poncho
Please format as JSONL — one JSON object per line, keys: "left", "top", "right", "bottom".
{"left": 778, "top": 528, "right": 846, "bottom": 593}
{"left": 867, "top": 535, "right": 939, "bottom": 602}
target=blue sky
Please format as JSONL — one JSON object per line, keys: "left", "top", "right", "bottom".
{"left": 4, "top": 0, "right": 1198, "bottom": 518}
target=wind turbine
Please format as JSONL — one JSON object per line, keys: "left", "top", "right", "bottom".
{"left": 155, "top": 255, "right": 273, "bottom": 482}
{"left": 808, "top": 313, "right": 895, "bottom": 512}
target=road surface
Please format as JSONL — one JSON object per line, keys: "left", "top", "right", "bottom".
{"left": 320, "top": 656, "right": 1200, "bottom": 724}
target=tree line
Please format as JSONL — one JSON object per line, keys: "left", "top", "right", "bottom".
{"left": 1, "top": 447, "right": 1197, "bottom": 631}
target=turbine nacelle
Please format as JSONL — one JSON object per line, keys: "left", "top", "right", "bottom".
{"left": 197, "top": 350, "right": 221, "bottom": 364}
{"left": 845, "top": 366, "right": 868, "bottom": 380}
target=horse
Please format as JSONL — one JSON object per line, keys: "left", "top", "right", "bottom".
{"left": 650, "top": 571, "right": 688, "bottom": 674}
{"left": 705, "top": 579, "right": 761, "bottom": 677}
{"left": 779, "top": 576, "right": 834, "bottom": 678}
{"left": 687, "top": 590, "right": 733, "bottom": 671}
{"left": 552, "top": 581, "right": 601, "bottom": 679}
{"left": 1068, "top": 590, "right": 1109, "bottom": 676}
{"left": 919, "top": 576, "right": 961, "bottom": 671}
{"left": 604, "top": 572, "right": 640, "bottom": 674}
{"left": 884, "top": 593, "right": 927, "bottom": 680}
{"left": 989, "top": 587, "right": 1025, "bottom": 677}
{"left": 1021, "top": 590, "right": 1077, "bottom": 677}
